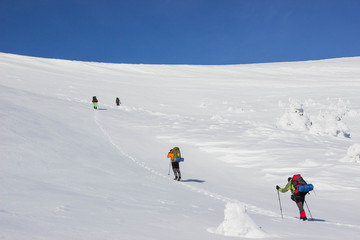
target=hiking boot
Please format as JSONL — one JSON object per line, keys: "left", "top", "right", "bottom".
{"left": 177, "top": 177, "right": 181, "bottom": 181}
{"left": 301, "top": 217, "right": 307, "bottom": 221}
{"left": 173, "top": 177, "right": 178, "bottom": 181}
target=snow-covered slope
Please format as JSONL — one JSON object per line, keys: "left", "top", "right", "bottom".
{"left": 1, "top": 52, "right": 360, "bottom": 239}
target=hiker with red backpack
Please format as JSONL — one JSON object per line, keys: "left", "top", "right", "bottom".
{"left": 276, "top": 174, "right": 313, "bottom": 221}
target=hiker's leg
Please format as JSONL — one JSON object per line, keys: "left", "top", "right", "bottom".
{"left": 176, "top": 168, "right": 181, "bottom": 179}
{"left": 296, "top": 201, "right": 304, "bottom": 212}
{"left": 172, "top": 162, "right": 178, "bottom": 178}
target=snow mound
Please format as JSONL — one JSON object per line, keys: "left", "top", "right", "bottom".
{"left": 277, "top": 99, "right": 312, "bottom": 131}
{"left": 309, "top": 110, "right": 350, "bottom": 137}
{"left": 208, "top": 202, "right": 267, "bottom": 238}
{"left": 277, "top": 98, "right": 350, "bottom": 137}
{"left": 340, "top": 144, "right": 360, "bottom": 163}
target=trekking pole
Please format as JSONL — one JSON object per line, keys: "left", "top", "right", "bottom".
{"left": 277, "top": 190, "right": 283, "bottom": 219}
{"left": 304, "top": 200, "right": 313, "bottom": 219}
{"left": 168, "top": 162, "right": 171, "bottom": 175}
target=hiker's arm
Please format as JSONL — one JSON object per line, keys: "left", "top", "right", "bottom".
{"left": 278, "top": 181, "right": 291, "bottom": 193}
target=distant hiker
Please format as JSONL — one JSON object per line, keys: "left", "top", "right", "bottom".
{"left": 92, "top": 96, "right": 98, "bottom": 109}
{"left": 167, "top": 147, "right": 182, "bottom": 181}
{"left": 116, "top": 97, "right": 121, "bottom": 106}
{"left": 276, "top": 174, "right": 313, "bottom": 221}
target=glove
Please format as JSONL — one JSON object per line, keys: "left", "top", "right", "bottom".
{"left": 276, "top": 185, "right": 280, "bottom": 190}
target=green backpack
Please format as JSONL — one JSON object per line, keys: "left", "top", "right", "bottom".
{"left": 172, "top": 147, "right": 181, "bottom": 159}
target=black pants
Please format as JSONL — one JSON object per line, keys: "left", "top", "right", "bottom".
{"left": 172, "top": 162, "right": 181, "bottom": 178}
{"left": 291, "top": 192, "right": 306, "bottom": 212}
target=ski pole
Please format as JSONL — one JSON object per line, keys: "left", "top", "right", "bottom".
{"left": 277, "top": 190, "right": 283, "bottom": 219}
{"left": 168, "top": 162, "right": 171, "bottom": 175}
{"left": 304, "top": 200, "right": 313, "bottom": 219}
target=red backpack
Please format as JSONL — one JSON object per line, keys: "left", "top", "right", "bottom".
{"left": 292, "top": 174, "right": 307, "bottom": 194}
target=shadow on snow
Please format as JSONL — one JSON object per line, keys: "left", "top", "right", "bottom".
{"left": 181, "top": 179, "right": 206, "bottom": 183}
{"left": 308, "top": 218, "right": 326, "bottom": 222}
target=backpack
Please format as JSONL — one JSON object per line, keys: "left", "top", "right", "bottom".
{"left": 292, "top": 174, "right": 313, "bottom": 193}
{"left": 292, "top": 174, "right": 307, "bottom": 188}
{"left": 172, "top": 147, "right": 184, "bottom": 162}
{"left": 172, "top": 147, "right": 181, "bottom": 158}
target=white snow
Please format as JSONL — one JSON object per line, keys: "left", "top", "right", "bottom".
{"left": 209, "top": 202, "right": 267, "bottom": 238}
{"left": 1, "top": 52, "right": 360, "bottom": 239}
{"left": 277, "top": 98, "right": 351, "bottom": 137}
{"left": 341, "top": 144, "right": 360, "bottom": 163}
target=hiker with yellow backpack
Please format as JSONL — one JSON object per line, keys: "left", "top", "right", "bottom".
{"left": 167, "top": 147, "right": 183, "bottom": 181}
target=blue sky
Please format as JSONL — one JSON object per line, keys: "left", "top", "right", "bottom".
{"left": 1, "top": 0, "right": 360, "bottom": 65}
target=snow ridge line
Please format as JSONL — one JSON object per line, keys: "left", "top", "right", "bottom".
{"left": 94, "top": 110, "right": 360, "bottom": 230}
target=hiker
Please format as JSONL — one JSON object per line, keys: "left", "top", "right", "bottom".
{"left": 276, "top": 175, "right": 308, "bottom": 221}
{"left": 116, "top": 97, "right": 121, "bottom": 106}
{"left": 92, "top": 96, "right": 98, "bottom": 109}
{"left": 167, "top": 148, "right": 182, "bottom": 181}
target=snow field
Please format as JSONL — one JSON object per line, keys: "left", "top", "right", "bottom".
{"left": 1, "top": 53, "right": 360, "bottom": 239}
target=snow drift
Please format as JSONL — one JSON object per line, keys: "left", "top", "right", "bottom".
{"left": 277, "top": 98, "right": 351, "bottom": 137}
{"left": 341, "top": 144, "right": 360, "bottom": 163}
{"left": 209, "top": 202, "right": 267, "bottom": 238}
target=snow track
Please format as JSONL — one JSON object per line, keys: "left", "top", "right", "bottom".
{"left": 94, "top": 109, "right": 263, "bottom": 207}
{"left": 93, "top": 109, "right": 270, "bottom": 238}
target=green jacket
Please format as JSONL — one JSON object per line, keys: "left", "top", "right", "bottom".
{"left": 278, "top": 180, "right": 295, "bottom": 193}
